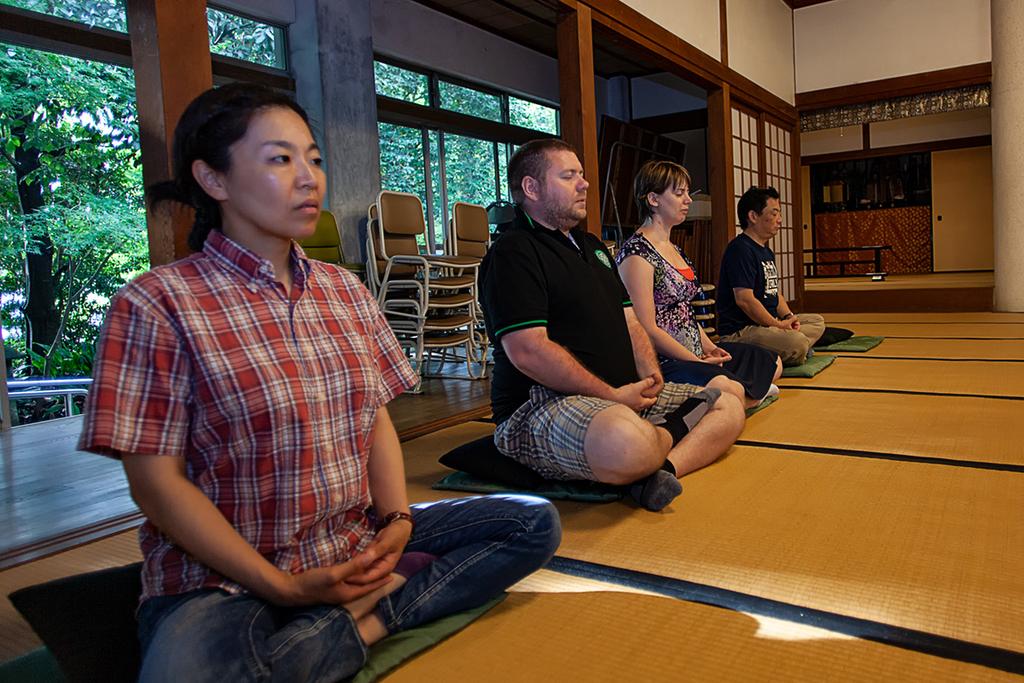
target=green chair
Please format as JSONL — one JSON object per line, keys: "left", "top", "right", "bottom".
{"left": 300, "top": 210, "right": 365, "bottom": 276}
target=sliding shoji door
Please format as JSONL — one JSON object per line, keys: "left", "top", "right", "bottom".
{"left": 728, "top": 102, "right": 801, "bottom": 304}
{"left": 731, "top": 104, "right": 760, "bottom": 236}
{"left": 763, "top": 117, "right": 797, "bottom": 302}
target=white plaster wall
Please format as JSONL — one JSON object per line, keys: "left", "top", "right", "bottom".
{"left": 869, "top": 108, "right": 991, "bottom": 148}
{"left": 794, "top": 0, "right": 991, "bottom": 92}
{"left": 371, "top": 0, "right": 560, "bottom": 104}
{"left": 727, "top": 0, "right": 795, "bottom": 105}
{"left": 801, "top": 126, "right": 863, "bottom": 157}
{"left": 620, "top": 0, "right": 721, "bottom": 61}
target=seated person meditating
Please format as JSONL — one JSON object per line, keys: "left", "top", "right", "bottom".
{"left": 480, "top": 139, "right": 745, "bottom": 513}
{"left": 79, "top": 84, "right": 560, "bottom": 683}
{"left": 717, "top": 186, "right": 826, "bottom": 365}
{"left": 617, "top": 161, "right": 782, "bottom": 409}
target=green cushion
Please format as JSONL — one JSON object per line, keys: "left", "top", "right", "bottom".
{"left": 781, "top": 354, "right": 837, "bottom": 378}
{"left": 0, "top": 647, "right": 66, "bottom": 682}
{"left": 745, "top": 393, "right": 778, "bottom": 416}
{"left": 433, "top": 471, "right": 623, "bottom": 502}
{"left": 352, "top": 596, "right": 505, "bottom": 683}
{"left": 815, "top": 335, "right": 884, "bottom": 352}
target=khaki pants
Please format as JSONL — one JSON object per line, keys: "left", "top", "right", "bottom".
{"left": 720, "top": 313, "right": 826, "bottom": 366}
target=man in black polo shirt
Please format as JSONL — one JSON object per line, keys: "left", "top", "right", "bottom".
{"left": 480, "top": 139, "right": 745, "bottom": 511}
{"left": 717, "top": 186, "right": 826, "bottom": 365}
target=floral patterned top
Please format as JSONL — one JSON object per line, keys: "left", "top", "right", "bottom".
{"left": 616, "top": 232, "right": 704, "bottom": 357}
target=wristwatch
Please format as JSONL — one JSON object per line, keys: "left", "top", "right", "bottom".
{"left": 380, "top": 510, "right": 415, "bottom": 533}
{"left": 779, "top": 313, "right": 795, "bottom": 320}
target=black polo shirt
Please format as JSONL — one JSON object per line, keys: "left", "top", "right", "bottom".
{"left": 480, "top": 207, "right": 637, "bottom": 423}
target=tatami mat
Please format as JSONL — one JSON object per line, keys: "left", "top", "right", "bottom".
{"left": 850, "top": 338, "right": 1024, "bottom": 361}
{"left": 742, "top": 390, "right": 1024, "bottom": 466}
{"left": 548, "top": 445, "right": 1024, "bottom": 653}
{"left": 778, "top": 357, "right": 1024, "bottom": 397}
{"left": 402, "top": 431, "right": 1024, "bottom": 651}
{"left": 836, "top": 323, "right": 1024, "bottom": 339}
{"left": 380, "top": 591, "right": 1017, "bottom": 682}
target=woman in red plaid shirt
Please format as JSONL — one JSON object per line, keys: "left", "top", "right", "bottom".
{"left": 80, "top": 84, "right": 560, "bottom": 682}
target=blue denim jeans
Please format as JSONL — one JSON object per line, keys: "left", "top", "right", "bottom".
{"left": 136, "top": 495, "right": 560, "bottom": 682}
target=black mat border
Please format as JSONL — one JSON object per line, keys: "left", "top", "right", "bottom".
{"left": 778, "top": 385, "right": 1024, "bottom": 401}
{"left": 546, "top": 556, "right": 1024, "bottom": 675}
{"left": 735, "top": 440, "right": 1024, "bottom": 473}
{"left": 880, "top": 336, "right": 1024, "bottom": 340}
{"left": 827, "top": 320, "right": 1024, "bottom": 326}
{"left": 832, "top": 354, "right": 1024, "bottom": 363}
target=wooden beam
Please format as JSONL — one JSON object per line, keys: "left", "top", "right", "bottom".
{"left": 377, "top": 97, "right": 553, "bottom": 146}
{"left": 801, "top": 135, "right": 992, "bottom": 166}
{"left": 557, "top": 4, "right": 602, "bottom": 237}
{"left": 796, "top": 62, "right": 992, "bottom": 111}
{"left": 578, "top": 0, "right": 799, "bottom": 125}
{"left": 785, "top": 0, "right": 837, "bottom": 8}
{"left": 127, "top": 0, "right": 213, "bottom": 266}
{"left": 632, "top": 109, "right": 709, "bottom": 134}
{"left": 707, "top": 84, "right": 734, "bottom": 282}
{"left": 790, "top": 119, "right": 806, "bottom": 310}
{"left": 0, "top": 4, "right": 131, "bottom": 64}
{"left": 719, "top": 0, "right": 728, "bottom": 68}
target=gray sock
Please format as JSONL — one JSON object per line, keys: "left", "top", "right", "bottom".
{"left": 661, "top": 387, "right": 721, "bottom": 445}
{"left": 628, "top": 469, "right": 683, "bottom": 512}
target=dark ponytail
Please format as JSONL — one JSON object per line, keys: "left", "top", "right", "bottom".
{"left": 146, "top": 83, "right": 311, "bottom": 252}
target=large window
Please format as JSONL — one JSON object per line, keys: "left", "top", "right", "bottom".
{"left": 374, "top": 59, "right": 559, "bottom": 251}
{"left": 0, "top": 0, "right": 127, "bottom": 31}
{"left": 1, "top": 43, "right": 147, "bottom": 422}
{"left": 207, "top": 6, "right": 287, "bottom": 69}
{"left": 0, "top": 1, "right": 287, "bottom": 426}
{"left": 1, "top": 1, "right": 288, "bottom": 69}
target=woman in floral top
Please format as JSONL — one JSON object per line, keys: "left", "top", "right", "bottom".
{"left": 617, "top": 160, "right": 781, "bottom": 408}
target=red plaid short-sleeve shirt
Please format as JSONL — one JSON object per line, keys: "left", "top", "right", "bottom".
{"left": 79, "top": 231, "right": 418, "bottom": 601}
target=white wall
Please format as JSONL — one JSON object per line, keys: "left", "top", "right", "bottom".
{"left": 870, "top": 108, "right": 991, "bottom": 148}
{"left": 371, "top": 0, "right": 560, "bottom": 105}
{"left": 620, "top": 0, "right": 721, "bottom": 61}
{"left": 795, "top": 0, "right": 991, "bottom": 92}
{"left": 727, "top": 0, "right": 795, "bottom": 105}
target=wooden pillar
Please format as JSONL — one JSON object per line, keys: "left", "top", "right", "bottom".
{"left": 127, "top": 0, "right": 212, "bottom": 266}
{"left": 557, "top": 4, "right": 602, "bottom": 237}
{"left": 707, "top": 84, "right": 734, "bottom": 282}
{"left": 790, "top": 119, "right": 805, "bottom": 310}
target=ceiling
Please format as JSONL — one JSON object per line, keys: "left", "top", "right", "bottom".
{"left": 412, "top": 0, "right": 660, "bottom": 78}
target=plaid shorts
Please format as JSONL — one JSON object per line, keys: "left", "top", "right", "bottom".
{"left": 493, "top": 382, "right": 706, "bottom": 481}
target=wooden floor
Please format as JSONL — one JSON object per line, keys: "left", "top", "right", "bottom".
{"left": 804, "top": 271, "right": 994, "bottom": 312}
{"left": 0, "top": 372, "right": 491, "bottom": 570}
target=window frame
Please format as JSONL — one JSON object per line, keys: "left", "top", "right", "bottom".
{"left": 373, "top": 55, "right": 559, "bottom": 133}
{"left": 374, "top": 56, "right": 560, "bottom": 251}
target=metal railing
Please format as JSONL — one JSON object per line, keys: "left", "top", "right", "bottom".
{"left": 7, "top": 378, "right": 93, "bottom": 418}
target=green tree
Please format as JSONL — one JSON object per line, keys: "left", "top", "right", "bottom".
{"left": 0, "top": 43, "right": 147, "bottom": 378}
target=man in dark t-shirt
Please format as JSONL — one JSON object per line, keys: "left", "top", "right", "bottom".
{"left": 480, "top": 140, "right": 744, "bottom": 511}
{"left": 717, "top": 186, "right": 825, "bottom": 365}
